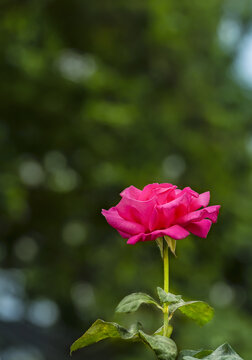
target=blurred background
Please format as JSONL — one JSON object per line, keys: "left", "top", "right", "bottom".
{"left": 1, "top": 0, "right": 252, "bottom": 359}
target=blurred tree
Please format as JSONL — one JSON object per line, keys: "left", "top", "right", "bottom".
{"left": 0, "top": 0, "right": 252, "bottom": 359}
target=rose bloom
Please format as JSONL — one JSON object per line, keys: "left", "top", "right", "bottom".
{"left": 102, "top": 183, "right": 220, "bottom": 245}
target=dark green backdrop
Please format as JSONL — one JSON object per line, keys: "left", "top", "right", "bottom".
{"left": 0, "top": 0, "right": 252, "bottom": 359}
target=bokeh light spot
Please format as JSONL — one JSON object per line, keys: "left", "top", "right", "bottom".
{"left": 43, "top": 151, "right": 67, "bottom": 171}
{"left": 14, "top": 236, "right": 38, "bottom": 262}
{"left": 2, "top": 346, "right": 44, "bottom": 360}
{"left": 162, "top": 154, "right": 186, "bottom": 179}
{"left": 71, "top": 282, "right": 95, "bottom": 312}
{"left": 19, "top": 159, "right": 45, "bottom": 187}
{"left": 62, "top": 221, "right": 87, "bottom": 246}
{"left": 56, "top": 50, "right": 97, "bottom": 82}
{"left": 27, "top": 299, "right": 60, "bottom": 327}
{"left": 210, "top": 282, "right": 234, "bottom": 308}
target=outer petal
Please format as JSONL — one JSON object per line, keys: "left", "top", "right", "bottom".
{"left": 177, "top": 205, "right": 220, "bottom": 225}
{"left": 120, "top": 185, "right": 142, "bottom": 200}
{"left": 160, "top": 225, "right": 190, "bottom": 240}
{"left": 116, "top": 196, "right": 156, "bottom": 229}
{"left": 101, "top": 208, "right": 145, "bottom": 235}
{"left": 117, "top": 230, "right": 131, "bottom": 239}
{"left": 181, "top": 186, "right": 199, "bottom": 198}
{"left": 203, "top": 205, "right": 220, "bottom": 222}
{"left": 127, "top": 225, "right": 190, "bottom": 245}
{"left": 190, "top": 191, "right": 210, "bottom": 211}
{"left": 185, "top": 219, "right": 212, "bottom": 238}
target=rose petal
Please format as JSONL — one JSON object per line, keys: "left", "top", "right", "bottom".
{"left": 155, "top": 185, "right": 177, "bottom": 205}
{"left": 204, "top": 205, "right": 221, "bottom": 222}
{"left": 177, "top": 205, "right": 220, "bottom": 225}
{"left": 127, "top": 225, "right": 190, "bottom": 244}
{"left": 190, "top": 191, "right": 210, "bottom": 211}
{"left": 148, "top": 206, "right": 159, "bottom": 232}
{"left": 139, "top": 183, "right": 160, "bottom": 200}
{"left": 154, "top": 192, "right": 191, "bottom": 229}
{"left": 140, "top": 183, "right": 175, "bottom": 201}
{"left": 181, "top": 186, "right": 199, "bottom": 198}
{"left": 101, "top": 208, "right": 145, "bottom": 235}
{"left": 117, "top": 230, "right": 130, "bottom": 239}
{"left": 120, "top": 185, "right": 142, "bottom": 200}
{"left": 116, "top": 196, "right": 156, "bottom": 228}
{"left": 185, "top": 219, "right": 212, "bottom": 238}
{"left": 103, "top": 184, "right": 220, "bottom": 244}
{"left": 162, "top": 225, "right": 190, "bottom": 240}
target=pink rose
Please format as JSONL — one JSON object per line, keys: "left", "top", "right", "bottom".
{"left": 102, "top": 183, "right": 220, "bottom": 245}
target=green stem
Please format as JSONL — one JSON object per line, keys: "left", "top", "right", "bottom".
{"left": 163, "top": 237, "right": 169, "bottom": 336}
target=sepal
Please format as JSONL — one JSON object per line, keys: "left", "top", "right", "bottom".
{"left": 156, "top": 236, "right": 177, "bottom": 257}
{"left": 164, "top": 235, "right": 177, "bottom": 256}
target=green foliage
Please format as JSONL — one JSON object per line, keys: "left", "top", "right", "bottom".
{"left": 70, "top": 319, "right": 243, "bottom": 360}
{"left": 154, "top": 325, "right": 173, "bottom": 338}
{"left": 70, "top": 288, "right": 213, "bottom": 358}
{"left": 178, "top": 349, "right": 212, "bottom": 360}
{"left": 157, "top": 288, "right": 214, "bottom": 326}
{"left": 116, "top": 293, "right": 162, "bottom": 313}
{"left": 177, "top": 302, "right": 214, "bottom": 326}
{"left": 139, "top": 331, "right": 177, "bottom": 360}
{"left": 116, "top": 289, "right": 213, "bottom": 326}
{"left": 178, "top": 343, "right": 243, "bottom": 360}
{"left": 70, "top": 319, "right": 141, "bottom": 354}
{"left": 70, "top": 319, "right": 177, "bottom": 360}
{"left": 157, "top": 287, "right": 183, "bottom": 304}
